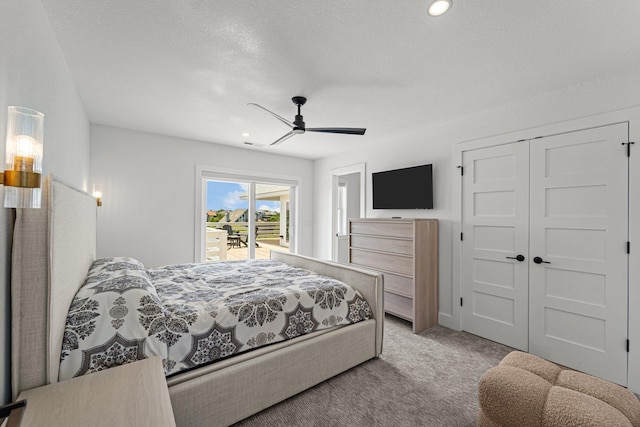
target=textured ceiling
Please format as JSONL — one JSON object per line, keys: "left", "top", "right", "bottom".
{"left": 40, "top": 0, "right": 640, "bottom": 159}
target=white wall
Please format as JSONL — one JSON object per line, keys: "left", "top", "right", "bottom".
{"left": 90, "top": 124, "right": 314, "bottom": 267}
{"left": 313, "top": 69, "right": 640, "bottom": 390}
{"left": 0, "top": 0, "right": 91, "bottom": 404}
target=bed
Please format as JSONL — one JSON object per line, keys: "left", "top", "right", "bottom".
{"left": 11, "top": 175, "right": 384, "bottom": 426}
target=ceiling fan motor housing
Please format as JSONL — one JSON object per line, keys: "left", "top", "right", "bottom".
{"left": 293, "top": 114, "right": 305, "bottom": 131}
{"left": 292, "top": 96, "right": 306, "bottom": 131}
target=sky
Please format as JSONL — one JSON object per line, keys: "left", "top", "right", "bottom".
{"left": 206, "top": 180, "right": 280, "bottom": 212}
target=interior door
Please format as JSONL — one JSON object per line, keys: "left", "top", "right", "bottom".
{"left": 332, "top": 169, "right": 363, "bottom": 263}
{"left": 528, "top": 123, "right": 629, "bottom": 385}
{"left": 335, "top": 182, "right": 349, "bottom": 263}
{"left": 461, "top": 142, "right": 530, "bottom": 351}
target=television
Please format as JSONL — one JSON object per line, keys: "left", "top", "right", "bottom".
{"left": 372, "top": 164, "right": 433, "bottom": 209}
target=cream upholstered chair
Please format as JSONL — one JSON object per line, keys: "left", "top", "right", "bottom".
{"left": 478, "top": 351, "right": 640, "bottom": 427}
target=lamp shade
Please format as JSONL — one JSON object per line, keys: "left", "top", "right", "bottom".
{"left": 92, "top": 183, "right": 103, "bottom": 206}
{"left": 4, "top": 106, "right": 45, "bottom": 208}
{"left": 92, "top": 184, "right": 103, "bottom": 199}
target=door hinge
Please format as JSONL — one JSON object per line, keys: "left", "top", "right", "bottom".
{"left": 627, "top": 339, "right": 630, "bottom": 352}
{"left": 627, "top": 241, "right": 631, "bottom": 254}
{"left": 460, "top": 232, "right": 463, "bottom": 241}
{"left": 456, "top": 165, "right": 464, "bottom": 176}
{"left": 460, "top": 297, "right": 463, "bottom": 307}
{"left": 622, "top": 141, "right": 635, "bottom": 157}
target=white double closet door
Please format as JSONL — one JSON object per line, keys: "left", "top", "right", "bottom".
{"left": 461, "top": 123, "right": 629, "bottom": 385}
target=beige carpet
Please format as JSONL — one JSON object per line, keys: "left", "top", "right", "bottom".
{"left": 234, "top": 315, "right": 513, "bottom": 427}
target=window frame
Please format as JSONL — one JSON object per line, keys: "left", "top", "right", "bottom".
{"left": 194, "top": 165, "right": 300, "bottom": 263}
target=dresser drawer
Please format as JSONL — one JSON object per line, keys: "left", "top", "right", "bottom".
{"left": 384, "top": 272, "right": 414, "bottom": 297}
{"left": 350, "top": 248, "right": 413, "bottom": 276}
{"left": 350, "top": 235, "right": 413, "bottom": 256}
{"left": 384, "top": 291, "right": 413, "bottom": 320}
{"left": 350, "top": 221, "right": 413, "bottom": 239}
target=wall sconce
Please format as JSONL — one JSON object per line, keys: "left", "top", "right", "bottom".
{"left": 92, "top": 184, "right": 103, "bottom": 206}
{"left": 0, "top": 106, "right": 44, "bottom": 208}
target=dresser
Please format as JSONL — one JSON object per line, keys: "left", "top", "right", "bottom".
{"left": 348, "top": 218, "right": 438, "bottom": 333}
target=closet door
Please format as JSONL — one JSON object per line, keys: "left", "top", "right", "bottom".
{"left": 461, "top": 142, "right": 530, "bottom": 351}
{"left": 528, "top": 123, "right": 628, "bottom": 385}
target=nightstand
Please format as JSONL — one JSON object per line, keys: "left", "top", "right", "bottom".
{"left": 17, "top": 357, "right": 176, "bottom": 427}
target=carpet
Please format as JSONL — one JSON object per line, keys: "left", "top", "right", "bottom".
{"left": 234, "top": 315, "right": 513, "bottom": 427}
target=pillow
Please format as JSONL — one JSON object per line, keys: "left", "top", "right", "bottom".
{"left": 86, "top": 256, "right": 146, "bottom": 275}
{"left": 58, "top": 257, "right": 168, "bottom": 381}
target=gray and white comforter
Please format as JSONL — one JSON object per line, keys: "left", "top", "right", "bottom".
{"left": 59, "top": 257, "right": 372, "bottom": 380}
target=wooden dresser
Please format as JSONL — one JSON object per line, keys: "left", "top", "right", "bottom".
{"left": 348, "top": 218, "right": 438, "bottom": 333}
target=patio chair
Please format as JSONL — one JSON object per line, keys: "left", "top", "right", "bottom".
{"left": 221, "top": 224, "right": 241, "bottom": 248}
{"left": 235, "top": 226, "right": 259, "bottom": 248}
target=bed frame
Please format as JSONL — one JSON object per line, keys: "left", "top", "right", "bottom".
{"left": 11, "top": 176, "right": 384, "bottom": 426}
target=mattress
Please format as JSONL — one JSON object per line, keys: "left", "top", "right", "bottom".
{"left": 58, "top": 257, "right": 372, "bottom": 380}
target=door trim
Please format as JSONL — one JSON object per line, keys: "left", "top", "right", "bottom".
{"left": 330, "top": 163, "right": 366, "bottom": 262}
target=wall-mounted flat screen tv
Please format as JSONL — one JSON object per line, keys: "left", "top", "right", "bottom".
{"left": 372, "top": 164, "right": 433, "bottom": 209}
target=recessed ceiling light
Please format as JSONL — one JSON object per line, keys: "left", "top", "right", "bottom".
{"left": 242, "top": 132, "right": 250, "bottom": 137}
{"left": 428, "top": 0, "right": 452, "bottom": 16}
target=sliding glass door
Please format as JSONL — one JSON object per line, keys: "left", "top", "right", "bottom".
{"left": 196, "top": 169, "right": 298, "bottom": 262}
{"left": 251, "top": 183, "right": 291, "bottom": 259}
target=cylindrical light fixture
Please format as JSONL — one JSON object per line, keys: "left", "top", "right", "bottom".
{"left": 3, "top": 106, "right": 45, "bottom": 208}
{"left": 92, "top": 184, "right": 103, "bottom": 206}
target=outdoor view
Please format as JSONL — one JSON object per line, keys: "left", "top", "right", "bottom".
{"left": 205, "top": 180, "right": 290, "bottom": 261}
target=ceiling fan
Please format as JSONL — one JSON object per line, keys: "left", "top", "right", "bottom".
{"left": 248, "top": 96, "right": 367, "bottom": 146}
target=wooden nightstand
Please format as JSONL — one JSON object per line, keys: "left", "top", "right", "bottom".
{"left": 17, "top": 357, "right": 176, "bottom": 427}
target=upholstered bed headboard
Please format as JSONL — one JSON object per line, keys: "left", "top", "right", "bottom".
{"left": 11, "top": 175, "right": 96, "bottom": 398}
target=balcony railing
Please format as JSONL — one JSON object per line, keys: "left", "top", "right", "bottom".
{"left": 207, "top": 221, "right": 281, "bottom": 239}
{"left": 205, "top": 221, "right": 285, "bottom": 262}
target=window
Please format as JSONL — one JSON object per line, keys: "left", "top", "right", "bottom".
{"left": 195, "top": 166, "right": 299, "bottom": 263}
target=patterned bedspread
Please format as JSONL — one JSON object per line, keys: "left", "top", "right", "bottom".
{"left": 59, "top": 257, "right": 372, "bottom": 380}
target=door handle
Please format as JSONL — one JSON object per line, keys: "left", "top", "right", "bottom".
{"left": 533, "top": 256, "right": 550, "bottom": 264}
{"left": 506, "top": 255, "right": 525, "bottom": 262}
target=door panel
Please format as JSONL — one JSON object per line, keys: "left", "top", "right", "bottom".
{"left": 529, "top": 123, "right": 628, "bottom": 385}
{"left": 332, "top": 171, "right": 362, "bottom": 263}
{"left": 462, "top": 142, "right": 530, "bottom": 351}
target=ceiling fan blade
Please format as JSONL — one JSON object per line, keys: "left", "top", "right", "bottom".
{"left": 306, "top": 127, "right": 366, "bottom": 135}
{"left": 270, "top": 131, "right": 297, "bottom": 146}
{"left": 248, "top": 103, "right": 295, "bottom": 128}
